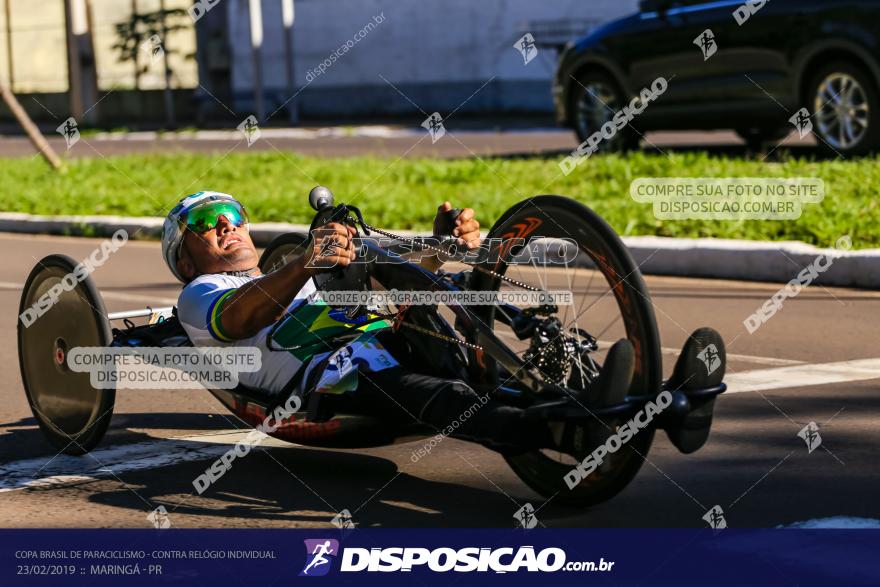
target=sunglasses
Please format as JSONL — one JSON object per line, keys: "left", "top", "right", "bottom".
{"left": 182, "top": 200, "right": 249, "bottom": 234}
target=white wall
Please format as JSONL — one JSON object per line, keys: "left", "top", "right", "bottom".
{"left": 225, "top": 0, "right": 639, "bottom": 115}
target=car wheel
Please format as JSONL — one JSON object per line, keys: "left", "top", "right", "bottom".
{"left": 806, "top": 61, "right": 880, "bottom": 156}
{"left": 735, "top": 126, "right": 791, "bottom": 151}
{"left": 570, "top": 71, "right": 639, "bottom": 151}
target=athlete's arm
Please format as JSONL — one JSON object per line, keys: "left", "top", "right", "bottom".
{"left": 217, "top": 223, "right": 355, "bottom": 340}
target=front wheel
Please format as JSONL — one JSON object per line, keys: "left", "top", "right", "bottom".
{"left": 259, "top": 232, "right": 309, "bottom": 274}
{"left": 18, "top": 255, "right": 114, "bottom": 454}
{"left": 467, "top": 196, "right": 662, "bottom": 507}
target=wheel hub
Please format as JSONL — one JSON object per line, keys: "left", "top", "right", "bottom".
{"left": 576, "top": 82, "right": 617, "bottom": 140}
{"left": 524, "top": 317, "right": 597, "bottom": 385}
{"left": 814, "top": 72, "right": 869, "bottom": 150}
{"left": 53, "top": 337, "right": 68, "bottom": 370}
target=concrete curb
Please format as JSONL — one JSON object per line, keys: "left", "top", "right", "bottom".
{"left": 620, "top": 236, "right": 879, "bottom": 289}
{"left": 1, "top": 212, "right": 877, "bottom": 289}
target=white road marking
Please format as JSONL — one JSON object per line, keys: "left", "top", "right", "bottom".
{"left": 2, "top": 276, "right": 877, "bottom": 498}
{"left": 0, "top": 431, "right": 294, "bottom": 493}
{"left": 0, "top": 281, "right": 27, "bottom": 290}
{"left": 0, "top": 232, "right": 161, "bottom": 247}
{"left": 0, "top": 281, "right": 177, "bottom": 306}
{"left": 596, "top": 339, "right": 803, "bottom": 366}
{"left": 661, "top": 347, "right": 803, "bottom": 366}
{"left": 100, "top": 291, "right": 178, "bottom": 306}
{"left": 725, "top": 358, "right": 880, "bottom": 394}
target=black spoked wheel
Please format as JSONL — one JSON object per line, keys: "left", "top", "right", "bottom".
{"left": 18, "top": 255, "right": 114, "bottom": 455}
{"left": 259, "top": 232, "right": 310, "bottom": 273}
{"left": 468, "top": 196, "right": 662, "bottom": 507}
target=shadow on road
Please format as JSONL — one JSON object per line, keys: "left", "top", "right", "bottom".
{"left": 87, "top": 445, "right": 528, "bottom": 527}
{"left": 3, "top": 378, "right": 879, "bottom": 528}
{"left": 0, "top": 413, "right": 233, "bottom": 463}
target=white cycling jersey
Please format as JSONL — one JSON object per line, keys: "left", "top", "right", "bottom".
{"left": 177, "top": 273, "right": 398, "bottom": 396}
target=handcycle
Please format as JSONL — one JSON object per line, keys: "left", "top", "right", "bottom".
{"left": 17, "top": 188, "right": 727, "bottom": 507}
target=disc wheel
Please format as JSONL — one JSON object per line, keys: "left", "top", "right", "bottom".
{"left": 259, "top": 232, "right": 309, "bottom": 273}
{"left": 468, "top": 196, "right": 662, "bottom": 507}
{"left": 18, "top": 255, "right": 114, "bottom": 455}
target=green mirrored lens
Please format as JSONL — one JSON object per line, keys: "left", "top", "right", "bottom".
{"left": 185, "top": 202, "right": 246, "bottom": 233}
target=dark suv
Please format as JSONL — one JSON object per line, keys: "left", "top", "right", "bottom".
{"left": 552, "top": 0, "right": 880, "bottom": 155}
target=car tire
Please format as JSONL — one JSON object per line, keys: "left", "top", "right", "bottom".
{"left": 805, "top": 61, "right": 880, "bottom": 156}
{"left": 735, "top": 126, "right": 791, "bottom": 151}
{"left": 570, "top": 70, "right": 639, "bottom": 152}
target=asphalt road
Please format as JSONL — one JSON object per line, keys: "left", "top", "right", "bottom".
{"left": 0, "top": 127, "right": 816, "bottom": 160}
{"left": 1, "top": 233, "right": 877, "bottom": 529}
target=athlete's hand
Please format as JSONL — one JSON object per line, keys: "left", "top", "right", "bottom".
{"left": 304, "top": 222, "right": 356, "bottom": 273}
{"left": 435, "top": 201, "right": 481, "bottom": 249}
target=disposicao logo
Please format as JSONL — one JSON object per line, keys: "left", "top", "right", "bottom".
{"left": 300, "top": 539, "right": 339, "bottom": 577}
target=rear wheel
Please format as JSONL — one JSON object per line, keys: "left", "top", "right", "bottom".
{"left": 18, "top": 255, "right": 114, "bottom": 454}
{"left": 468, "top": 196, "right": 662, "bottom": 507}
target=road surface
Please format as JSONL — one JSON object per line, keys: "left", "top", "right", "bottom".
{"left": 0, "top": 127, "right": 816, "bottom": 160}
{"left": 0, "top": 233, "right": 877, "bottom": 529}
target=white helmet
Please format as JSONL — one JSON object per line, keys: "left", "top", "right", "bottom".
{"left": 161, "top": 191, "right": 249, "bottom": 283}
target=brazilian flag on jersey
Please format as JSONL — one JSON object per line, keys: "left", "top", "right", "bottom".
{"left": 270, "top": 300, "right": 391, "bottom": 362}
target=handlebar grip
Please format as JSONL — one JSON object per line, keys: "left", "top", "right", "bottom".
{"left": 435, "top": 207, "right": 462, "bottom": 238}
{"left": 433, "top": 208, "right": 469, "bottom": 262}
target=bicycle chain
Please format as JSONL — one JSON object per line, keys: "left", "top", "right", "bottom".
{"left": 352, "top": 219, "right": 551, "bottom": 353}
{"left": 357, "top": 220, "right": 543, "bottom": 292}
{"left": 397, "top": 320, "right": 484, "bottom": 352}
{"left": 342, "top": 218, "right": 592, "bottom": 385}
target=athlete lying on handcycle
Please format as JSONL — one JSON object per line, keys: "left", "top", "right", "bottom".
{"left": 161, "top": 190, "right": 724, "bottom": 463}
{"left": 18, "top": 186, "right": 727, "bottom": 506}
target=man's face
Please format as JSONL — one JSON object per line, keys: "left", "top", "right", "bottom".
{"left": 177, "top": 214, "right": 259, "bottom": 280}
